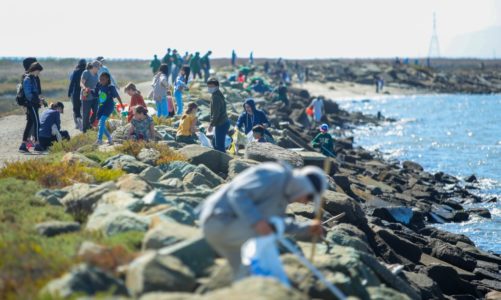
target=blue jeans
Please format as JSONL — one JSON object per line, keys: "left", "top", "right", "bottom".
{"left": 214, "top": 120, "right": 230, "bottom": 153}
{"left": 156, "top": 97, "right": 168, "bottom": 117}
{"left": 98, "top": 115, "right": 112, "bottom": 142}
{"left": 174, "top": 90, "right": 183, "bottom": 115}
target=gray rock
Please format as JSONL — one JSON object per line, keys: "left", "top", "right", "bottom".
{"left": 227, "top": 158, "right": 259, "bottom": 179}
{"left": 126, "top": 251, "right": 196, "bottom": 296}
{"left": 366, "top": 286, "right": 413, "bottom": 300}
{"left": 129, "top": 190, "right": 173, "bottom": 213}
{"left": 35, "top": 221, "right": 81, "bottom": 237}
{"left": 142, "top": 222, "right": 200, "bottom": 250}
{"left": 62, "top": 152, "right": 100, "bottom": 167}
{"left": 160, "top": 205, "right": 196, "bottom": 226}
{"left": 102, "top": 154, "right": 150, "bottom": 174}
{"left": 180, "top": 144, "right": 232, "bottom": 175}
{"left": 193, "top": 164, "right": 225, "bottom": 187}
{"left": 425, "top": 265, "right": 477, "bottom": 296}
{"left": 139, "top": 166, "right": 165, "bottom": 183}
{"left": 402, "top": 271, "right": 442, "bottom": 300}
{"left": 61, "top": 182, "right": 117, "bottom": 216}
{"left": 137, "top": 148, "right": 161, "bottom": 166}
{"left": 402, "top": 161, "right": 424, "bottom": 172}
{"left": 100, "top": 190, "right": 138, "bottom": 210}
{"left": 245, "top": 142, "right": 304, "bottom": 167}
{"left": 429, "top": 239, "right": 477, "bottom": 271}
{"left": 323, "top": 190, "right": 367, "bottom": 226}
{"left": 111, "top": 124, "right": 132, "bottom": 142}
{"left": 372, "top": 206, "right": 414, "bottom": 226}
{"left": 326, "top": 223, "right": 373, "bottom": 254}
{"left": 86, "top": 204, "right": 149, "bottom": 236}
{"left": 467, "top": 207, "right": 491, "bottom": 218}
{"left": 139, "top": 292, "right": 193, "bottom": 300}
{"left": 36, "top": 188, "right": 67, "bottom": 206}
{"left": 156, "top": 178, "right": 184, "bottom": 191}
{"left": 42, "top": 263, "right": 128, "bottom": 298}
{"left": 116, "top": 174, "right": 152, "bottom": 197}
{"left": 159, "top": 161, "right": 196, "bottom": 176}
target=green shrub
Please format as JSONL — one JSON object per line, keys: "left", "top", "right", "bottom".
{"left": 115, "top": 140, "right": 186, "bottom": 165}
{"left": 50, "top": 131, "right": 97, "bottom": 153}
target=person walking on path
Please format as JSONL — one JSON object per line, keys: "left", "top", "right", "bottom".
{"left": 176, "top": 102, "right": 198, "bottom": 144}
{"left": 231, "top": 50, "right": 237, "bottom": 66}
{"left": 190, "top": 52, "right": 202, "bottom": 80}
{"left": 19, "top": 62, "right": 45, "bottom": 153}
{"left": 150, "top": 55, "right": 161, "bottom": 75}
{"left": 151, "top": 64, "right": 170, "bottom": 118}
{"left": 80, "top": 61, "right": 101, "bottom": 132}
{"left": 96, "top": 57, "right": 118, "bottom": 89}
{"left": 68, "top": 59, "right": 86, "bottom": 130}
{"left": 174, "top": 68, "right": 188, "bottom": 115}
{"left": 129, "top": 106, "right": 155, "bottom": 141}
{"left": 38, "top": 102, "right": 70, "bottom": 151}
{"left": 93, "top": 72, "right": 124, "bottom": 145}
{"left": 308, "top": 95, "right": 325, "bottom": 128}
{"left": 201, "top": 50, "right": 212, "bottom": 82}
{"left": 200, "top": 162, "right": 326, "bottom": 279}
{"left": 207, "top": 78, "right": 229, "bottom": 152}
{"left": 124, "top": 83, "right": 146, "bottom": 122}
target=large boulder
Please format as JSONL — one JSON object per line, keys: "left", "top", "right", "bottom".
{"left": 373, "top": 227, "right": 422, "bottom": 263}
{"left": 35, "top": 221, "right": 80, "bottom": 237}
{"left": 227, "top": 158, "right": 259, "bottom": 179}
{"left": 142, "top": 222, "right": 200, "bottom": 250}
{"left": 86, "top": 204, "right": 149, "bottom": 236}
{"left": 99, "top": 190, "right": 138, "bottom": 210}
{"left": 111, "top": 124, "right": 132, "bottom": 142}
{"left": 402, "top": 161, "right": 424, "bottom": 172}
{"left": 179, "top": 145, "right": 231, "bottom": 175}
{"left": 42, "top": 264, "right": 128, "bottom": 298}
{"left": 402, "top": 271, "right": 443, "bottom": 300}
{"left": 102, "top": 154, "right": 150, "bottom": 174}
{"left": 126, "top": 251, "right": 196, "bottom": 296}
{"left": 326, "top": 223, "right": 373, "bottom": 254}
{"left": 159, "top": 161, "right": 197, "bottom": 179}
{"left": 116, "top": 174, "right": 153, "bottom": 197}
{"left": 245, "top": 143, "right": 304, "bottom": 167}
{"left": 138, "top": 148, "right": 161, "bottom": 166}
{"left": 61, "top": 182, "right": 117, "bottom": 216}
{"left": 323, "top": 190, "right": 367, "bottom": 226}
{"left": 62, "top": 152, "right": 100, "bottom": 167}
{"left": 429, "top": 239, "right": 477, "bottom": 271}
{"left": 36, "top": 188, "right": 67, "bottom": 206}
{"left": 425, "top": 265, "right": 478, "bottom": 296}
{"left": 139, "top": 166, "right": 165, "bottom": 183}
{"left": 129, "top": 190, "right": 173, "bottom": 213}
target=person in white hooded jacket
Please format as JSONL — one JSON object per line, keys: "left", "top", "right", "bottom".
{"left": 200, "top": 162, "right": 327, "bottom": 280}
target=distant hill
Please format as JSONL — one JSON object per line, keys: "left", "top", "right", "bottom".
{"left": 446, "top": 26, "right": 501, "bottom": 58}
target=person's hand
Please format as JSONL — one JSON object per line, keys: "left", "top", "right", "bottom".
{"left": 254, "top": 220, "right": 274, "bottom": 236}
{"left": 309, "top": 219, "right": 323, "bottom": 237}
{"left": 208, "top": 125, "right": 213, "bottom": 133}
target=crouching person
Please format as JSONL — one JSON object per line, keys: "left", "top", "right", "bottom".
{"left": 129, "top": 106, "right": 155, "bottom": 141}
{"left": 199, "top": 162, "right": 326, "bottom": 280}
{"left": 39, "top": 102, "right": 70, "bottom": 150}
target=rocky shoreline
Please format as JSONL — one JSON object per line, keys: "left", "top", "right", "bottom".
{"left": 25, "top": 68, "right": 501, "bottom": 300}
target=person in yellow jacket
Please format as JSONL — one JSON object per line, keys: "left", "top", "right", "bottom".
{"left": 176, "top": 102, "right": 198, "bottom": 144}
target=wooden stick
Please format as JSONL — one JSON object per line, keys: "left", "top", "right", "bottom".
{"left": 309, "top": 158, "right": 333, "bottom": 262}
{"left": 322, "top": 212, "right": 346, "bottom": 225}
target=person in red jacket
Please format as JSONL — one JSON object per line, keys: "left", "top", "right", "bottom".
{"left": 124, "top": 83, "right": 146, "bottom": 122}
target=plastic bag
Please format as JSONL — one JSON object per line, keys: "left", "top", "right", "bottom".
{"left": 241, "top": 226, "right": 290, "bottom": 287}
{"left": 306, "top": 106, "right": 314, "bottom": 116}
{"left": 197, "top": 132, "right": 212, "bottom": 148}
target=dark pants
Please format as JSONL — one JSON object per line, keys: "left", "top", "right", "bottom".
{"left": 183, "top": 66, "right": 190, "bottom": 83}
{"left": 193, "top": 70, "right": 202, "bottom": 80}
{"left": 39, "top": 131, "right": 70, "bottom": 150}
{"left": 23, "top": 105, "right": 39, "bottom": 142}
{"left": 214, "top": 120, "right": 230, "bottom": 153}
{"left": 203, "top": 67, "right": 210, "bottom": 82}
{"left": 176, "top": 135, "right": 196, "bottom": 144}
{"left": 82, "top": 98, "right": 98, "bottom": 132}
{"left": 71, "top": 93, "right": 82, "bottom": 119}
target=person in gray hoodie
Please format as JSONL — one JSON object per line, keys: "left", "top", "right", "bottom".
{"left": 200, "top": 162, "right": 327, "bottom": 280}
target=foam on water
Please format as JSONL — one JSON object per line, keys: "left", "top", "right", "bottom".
{"left": 342, "top": 94, "right": 501, "bottom": 254}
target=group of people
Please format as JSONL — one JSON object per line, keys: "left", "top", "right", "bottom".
{"left": 18, "top": 58, "right": 70, "bottom": 153}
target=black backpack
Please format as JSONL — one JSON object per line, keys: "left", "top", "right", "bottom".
{"left": 15, "top": 75, "right": 28, "bottom": 106}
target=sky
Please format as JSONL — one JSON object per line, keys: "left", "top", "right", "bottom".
{"left": 1, "top": 0, "right": 500, "bottom": 59}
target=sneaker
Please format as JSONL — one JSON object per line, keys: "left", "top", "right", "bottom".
{"left": 19, "top": 143, "right": 30, "bottom": 153}
{"left": 76, "top": 118, "right": 83, "bottom": 131}
{"left": 33, "top": 144, "right": 46, "bottom": 152}
{"left": 108, "top": 139, "right": 114, "bottom": 146}
{"left": 94, "top": 140, "right": 103, "bottom": 145}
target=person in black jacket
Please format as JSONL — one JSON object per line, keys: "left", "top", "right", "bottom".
{"left": 68, "top": 59, "right": 86, "bottom": 130}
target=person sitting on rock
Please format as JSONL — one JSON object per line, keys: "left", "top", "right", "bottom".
{"left": 176, "top": 102, "right": 198, "bottom": 144}
{"left": 252, "top": 125, "right": 266, "bottom": 143}
{"left": 236, "top": 98, "right": 274, "bottom": 143}
{"left": 200, "top": 162, "right": 326, "bottom": 280}
{"left": 38, "top": 102, "right": 70, "bottom": 151}
{"left": 129, "top": 106, "right": 155, "bottom": 141}
{"left": 124, "top": 83, "right": 146, "bottom": 123}
{"left": 312, "top": 123, "right": 335, "bottom": 157}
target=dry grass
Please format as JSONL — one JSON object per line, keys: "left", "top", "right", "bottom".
{"left": 115, "top": 140, "right": 186, "bottom": 165}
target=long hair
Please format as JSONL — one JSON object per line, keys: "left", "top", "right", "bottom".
{"left": 99, "top": 72, "right": 111, "bottom": 86}
{"left": 182, "top": 102, "right": 198, "bottom": 120}
{"left": 158, "top": 64, "right": 169, "bottom": 76}
{"left": 124, "top": 82, "right": 141, "bottom": 95}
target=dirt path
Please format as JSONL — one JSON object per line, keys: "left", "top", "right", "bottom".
{"left": 0, "top": 82, "right": 154, "bottom": 166}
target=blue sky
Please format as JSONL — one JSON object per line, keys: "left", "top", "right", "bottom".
{"left": 1, "top": 0, "right": 500, "bottom": 59}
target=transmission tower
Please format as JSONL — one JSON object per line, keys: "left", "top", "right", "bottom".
{"left": 428, "top": 13, "right": 441, "bottom": 59}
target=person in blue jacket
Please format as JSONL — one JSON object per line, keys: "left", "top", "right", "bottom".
{"left": 20, "top": 62, "right": 45, "bottom": 153}
{"left": 236, "top": 98, "right": 270, "bottom": 134}
{"left": 68, "top": 59, "right": 86, "bottom": 130}
{"left": 38, "top": 102, "right": 70, "bottom": 151}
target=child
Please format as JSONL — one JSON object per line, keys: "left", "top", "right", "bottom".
{"left": 252, "top": 125, "right": 266, "bottom": 143}
{"left": 312, "top": 124, "right": 335, "bottom": 157}
{"left": 174, "top": 68, "right": 188, "bottom": 115}
{"left": 176, "top": 102, "right": 198, "bottom": 144}
{"left": 129, "top": 106, "right": 155, "bottom": 141}
{"left": 167, "top": 90, "right": 175, "bottom": 117}
{"left": 124, "top": 83, "right": 146, "bottom": 122}
{"left": 94, "top": 72, "right": 124, "bottom": 145}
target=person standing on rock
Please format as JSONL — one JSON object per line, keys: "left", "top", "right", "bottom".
{"left": 68, "top": 59, "right": 86, "bottom": 130}
{"left": 174, "top": 67, "right": 188, "bottom": 115}
{"left": 93, "top": 72, "right": 124, "bottom": 145}
{"left": 151, "top": 64, "right": 170, "bottom": 118}
{"left": 161, "top": 48, "right": 172, "bottom": 80}
{"left": 190, "top": 52, "right": 202, "bottom": 80}
{"left": 200, "top": 162, "right": 326, "bottom": 280}
{"left": 80, "top": 61, "right": 101, "bottom": 132}
{"left": 149, "top": 55, "right": 161, "bottom": 75}
{"left": 200, "top": 50, "right": 212, "bottom": 82}
{"left": 308, "top": 95, "right": 325, "bottom": 128}
{"left": 207, "top": 78, "right": 229, "bottom": 152}
{"left": 231, "top": 50, "right": 237, "bottom": 67}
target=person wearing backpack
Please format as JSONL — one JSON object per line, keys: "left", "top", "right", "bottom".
{"left": 151, "top": 64, "right": 170, "bottom": 118}
{"left": 19, "top": 62, "right": 44, "bottom": 153}
{"left": 68, "top": 59, "right": 86, "bottom": 130}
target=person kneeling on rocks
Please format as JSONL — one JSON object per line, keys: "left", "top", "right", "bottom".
{"left": 200, "top": 162, "right": 326, "bottom": 280}
{"left": 129, "top": 106, "right": 155, "bottom": 141}
{"left": 38, "top": 102, "right": 70, "bottom": 151}
{"left": 252, "top": 125, "right": 266, "bottom": 143}
{"left": 312, "top": 123, "right": 335, "bottom": 157}
{"left": 176, "top": 102, "right": 198, "bottom": 144}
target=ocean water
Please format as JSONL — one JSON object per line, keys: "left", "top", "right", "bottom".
{"left": 339, "top": 94, "right": 501, "bottom": 254}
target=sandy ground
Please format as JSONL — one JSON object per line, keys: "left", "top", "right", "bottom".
{"left": 299, "top": 81, "right": 426, "bottom": 101}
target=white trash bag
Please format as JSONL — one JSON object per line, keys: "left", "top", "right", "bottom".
{"left": 241, "top": 218, "right": 290, "bottom": 287}
{"left": 197, "top": 132, "right": 213, "bottom": 148}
